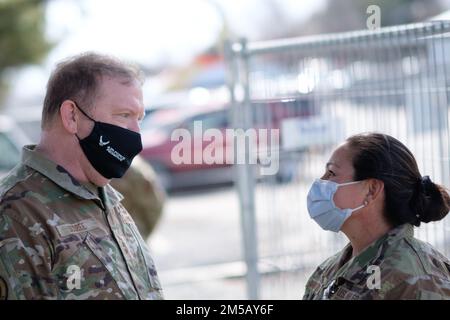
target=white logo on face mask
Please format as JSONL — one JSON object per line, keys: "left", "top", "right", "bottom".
{"left": 98, "top": 135, "right": 125, "bottom": 161}
{"left": 106, "top": 146, "right": 126, "bottom": 162}
{"left": 99, "top": 136, "right": 110, "bottom": 146}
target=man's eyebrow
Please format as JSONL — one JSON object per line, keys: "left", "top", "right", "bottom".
{"left": 114, "top": 106, "right": 145, "bottom": 118}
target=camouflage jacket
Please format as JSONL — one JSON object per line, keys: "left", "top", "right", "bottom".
{"left": 0, "top": 145, "right": 163, "bottom": 300}
{"left": 303, "top": 224, "right": 450, "bottom": 300}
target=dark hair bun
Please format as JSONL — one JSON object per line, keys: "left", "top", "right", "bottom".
{"left": 412, "top": 176, "right": 450, "bottom": 224}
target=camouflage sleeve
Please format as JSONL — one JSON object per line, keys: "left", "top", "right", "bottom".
{"left": 302, "top": 267, "right": 321, "bottom": 299}
{"left": 369, "top": 269, "right": 450, "bottom": 300}
{"left": 0, "top": 204, "right": 58, "bottom": 300}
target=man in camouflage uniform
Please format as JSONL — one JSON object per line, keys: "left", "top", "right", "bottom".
{"left": 303, "top": 223, "right": 450, "bottom": 300}
{"left": 110, "top": 156, "right": 165, "bottom": 240}
{"left": 0, "top": 53, "right": 163, "bottom": 300}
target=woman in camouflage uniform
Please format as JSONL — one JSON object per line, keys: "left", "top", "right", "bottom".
{"left": 303, "top": 133, "right": 450, "bottom": 300}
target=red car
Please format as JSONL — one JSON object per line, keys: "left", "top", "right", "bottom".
{"left": 140, "top": 97, "right": 316, "bottom": 190}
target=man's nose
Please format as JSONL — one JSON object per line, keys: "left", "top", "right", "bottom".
{"left": 129, "top": 120, "right": 141, "bottom": 133}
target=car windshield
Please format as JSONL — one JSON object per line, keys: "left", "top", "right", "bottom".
{"left": 0, "top": 132, "right": 20, "bottom": 171}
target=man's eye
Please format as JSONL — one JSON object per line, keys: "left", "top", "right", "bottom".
{"left": 119, "top": 113, "right": 130, "bottom": 118}
{"left": 327, "top": 170, "right": 336, "bottom": 176}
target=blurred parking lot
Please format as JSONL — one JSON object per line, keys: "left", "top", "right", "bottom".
{"left": 148, "top": 185, "right": 246, "bottom": 299}
{"left": 148, "top": 178, "right": 335, "bottom": 299}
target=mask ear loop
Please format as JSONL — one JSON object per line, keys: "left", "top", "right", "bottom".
{"left": 349, "top": 200, "right": 367, "bottom": 214}
{"left": 338, "top": 180, "right": 368, "bottom": 213}
{"left": 73, "top": 101, "right": 95, "bottom": 141}
{"left": 337, "top": 180, "right": 363, "bottom": 187}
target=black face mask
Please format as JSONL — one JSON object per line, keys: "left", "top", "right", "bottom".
{"left": 74, "top": 103, "right": 143, "bottom": 179}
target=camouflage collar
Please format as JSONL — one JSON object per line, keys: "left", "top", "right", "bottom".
{"left": 102, "top": 184, "right": 124, "bottom": 209}
{"left": 333, "top": 224, "right": 414, "bottom": 284}
{"left": 21, "top": 145, "right": 122, "bottom": 208}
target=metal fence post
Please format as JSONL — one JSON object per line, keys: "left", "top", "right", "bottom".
{"left": 224, "top": 38, "right": 260, "bottom": 299}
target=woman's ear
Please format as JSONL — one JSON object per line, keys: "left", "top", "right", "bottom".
{"left": 59, "top": 100, "right": 78, "bottom": 134}
{"left": 366, "top": 179, "right": 384, "bottom": 203}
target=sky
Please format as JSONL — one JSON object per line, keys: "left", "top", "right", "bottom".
{"left": 44, "top": 0, "right": 326, "bottom": 67}
{"left": 4, "top": 0, "right": 327, "bottom": 110}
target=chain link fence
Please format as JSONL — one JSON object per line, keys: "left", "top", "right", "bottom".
{"left": 225, "top": 20, "right": 450, "bottom": 299}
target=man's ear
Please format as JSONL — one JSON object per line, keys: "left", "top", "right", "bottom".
{"left": 59, "top": 100, "right": 78, "bottom": 134}
{"left": 367, "top": 179, "right": 384, "bottom": 203}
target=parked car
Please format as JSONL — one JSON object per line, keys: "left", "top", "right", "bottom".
{"left": 139, "top": 96, "right": 318, "bottom": 190}
{"left": 140, "top": 103, "right": 231, "bottom": 190}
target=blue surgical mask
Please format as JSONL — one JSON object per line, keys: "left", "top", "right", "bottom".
{"left": 307, "top": 178, "right": 366, "bottom": 232}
